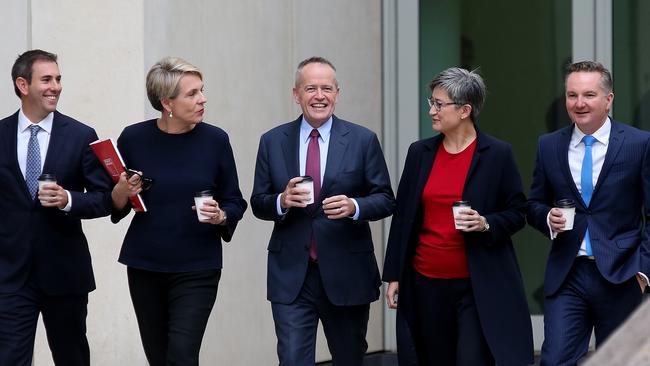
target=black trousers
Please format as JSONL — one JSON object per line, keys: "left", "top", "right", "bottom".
{"left": 127, "top": 267, "right": 221, "bottom": 366}
{"left": 411, "top": 271, "right": 494, "bottom": 366}
{"left": 0, "top": 281, "right": 89, "bottom": 366}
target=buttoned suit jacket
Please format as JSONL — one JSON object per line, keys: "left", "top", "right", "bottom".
{"left": 251, "top": 115, "right": 395, "bottom": 306}
{"left": 527, "top": 120, "right": 650, "bottom": 296}
{"left": 0, "top": 111, "right": 112, "bottom": 295}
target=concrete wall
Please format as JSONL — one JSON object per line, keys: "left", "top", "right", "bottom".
{"left": 1, "top": 0, "right": 385, "bottom": 364}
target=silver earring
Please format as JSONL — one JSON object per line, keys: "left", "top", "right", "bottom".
{"left": 168, "top": 111, "right": 173, "bottom": 118}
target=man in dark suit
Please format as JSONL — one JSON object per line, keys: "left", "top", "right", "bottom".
{"left": 0, "top": 50, "right": 112, "bottom": 365}
{"left": 251, "top": 56, "right": 395, "bottom": 365}
{"left": 528, "top": 61, "right": 650, "bottom": 366}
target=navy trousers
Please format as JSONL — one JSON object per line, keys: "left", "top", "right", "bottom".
{"left": 127, "top": 267, "right": 221, "bottom": 366}
{"left": 541, "top": 257, "right": 642, "bottom": 366}
{"left": 0, "top": 282, "right": 89, "bottom": 366}
{"left": 271, "top": 261, "right": 370, "bottom": 366}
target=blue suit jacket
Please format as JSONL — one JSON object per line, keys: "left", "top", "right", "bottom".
{"left": 527, "top": 120, "right": 650, "bottom": 296}
{"left": 251, "top": 115, "right": 395, "bottom": 306}
{"left": 382, "top": 130, "right": 533, "bottom": 366}
{"left": 0, "top": 111, "right": 112, "bottom": 295}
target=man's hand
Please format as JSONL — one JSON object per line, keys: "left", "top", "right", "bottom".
{"left": 549, "top": 208, "right": 567, "bottom": 233}
{"left": 322, "top": 195, "right": 355, "bottom": 219}
{"left": 280, "top": 177, "right": 310, "bottom": 209}
{"left": 386, "top": 281, "right": 399, "bottom": 309}
{"left": 636, "top": 274, "right": 647, "bottom": 294}
{"left": 38, "top": 183, "right": 68, "bottom": 209}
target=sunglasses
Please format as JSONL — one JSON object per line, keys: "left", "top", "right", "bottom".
{"left": 126, "top": 169, "right": 154, "bottom": 191}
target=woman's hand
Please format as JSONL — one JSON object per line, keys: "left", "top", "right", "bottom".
{"left": 456, "top": 208, "right": 488, "bottom": 232}
{"left": 111, "top": 171, "right": 143, "bottom": 210}
{"left": 193, "top": 199, "right": 227, "bottom": 225}
{"left": 387, "top": 281, "right": 399, "bottom": 309}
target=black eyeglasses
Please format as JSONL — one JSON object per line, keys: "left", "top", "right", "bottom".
{"left": 126, "top": 169, "right": 154, "bottom": 191}
{"left": 427, "top": 96, "right": 459, "bottom": 111}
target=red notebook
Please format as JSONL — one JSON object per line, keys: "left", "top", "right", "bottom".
{"left": 89, "top": 138, "right": 147, "bottom": 212}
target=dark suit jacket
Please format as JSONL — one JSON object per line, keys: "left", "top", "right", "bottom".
{"left": 251, "top": 115, "right": 395, "bottom": 306}
{"left": 0, "top": 111, "right": 112, "bottom": 295}
{"left": 382, "top": 130, "right": 534, "bottom": 366}
{"left": 527, "top": 120, "right": 650, "bottom": 296}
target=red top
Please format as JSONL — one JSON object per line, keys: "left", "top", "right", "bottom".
{"left": 413, "top": 139, "right": 477, "bottom": 279}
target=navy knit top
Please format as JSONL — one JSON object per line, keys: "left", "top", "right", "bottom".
{"left": 111, "top": 119, "right": 247, "bottom": 272}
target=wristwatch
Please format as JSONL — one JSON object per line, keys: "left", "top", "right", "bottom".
{"left": 220, "top": 210, "right": 228, "bottom": 226}
{"left": 481, "top": 216, "right": 490, "bottom": 232}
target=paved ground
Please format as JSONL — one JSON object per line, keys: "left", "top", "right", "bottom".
{"left": 316, "top": 352, "right": 543, "bottom": 365}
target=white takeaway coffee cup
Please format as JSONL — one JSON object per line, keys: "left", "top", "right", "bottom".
{"left": 295, "top": 176, "right": 314, "bottom": 204}
{"left": 452, "top": 201, "right": 471, "bottom": 230}
{"left": 556, "top": 199, "right": 576, "bottom": 230}
{"left": 194, "top": 190, "right": 213, "bottom": 221}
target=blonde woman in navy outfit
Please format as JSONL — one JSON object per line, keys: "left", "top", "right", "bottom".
{"left": 382, "top": 68, "right": 533, "bottom": 366}
{"left": 111, "top": 57, "right": 247, "bottom": 366}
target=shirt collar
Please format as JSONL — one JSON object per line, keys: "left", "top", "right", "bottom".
{"left": 300, "top": 116, "right": 332, "bottom": 144}
{"left": 571, "top": 117, "right": 611, "bottom": 147}
{"left": 18, "top": 109, "right": 54, "bottom": 135}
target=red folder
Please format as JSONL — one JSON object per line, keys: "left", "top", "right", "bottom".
{"left": 89, "top": 138, "right": 147, "bottom": 212}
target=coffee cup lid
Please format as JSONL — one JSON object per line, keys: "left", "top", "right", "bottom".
{"left": 195, "top": 190, "right": 213, "bottom": 197}
{"left": 300, "top": 176, "right": 313, "bottom": 182}
{"left": 453, "top": 200, "right": 470, "bottom": 206}
{"left": 38, "top": 173, "right": 56, "bottom": 181}
{"left": 555, "top": 199, "right": 576, "bottom": 208}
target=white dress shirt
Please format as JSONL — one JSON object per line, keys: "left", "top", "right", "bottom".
{"left": 276, "top": 117, "right": 359, "bottom": 219}
{"left": 17, "top": 109, "right": 71, "bottom": 211}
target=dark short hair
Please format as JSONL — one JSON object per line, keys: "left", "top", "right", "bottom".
{"left": 565, "top": 61, "right": 613, "bottom": 93}
{"left": 11, "top": 49, "right": 58, "bottom": 98}
{"left": 295, "top": 56, "right": 338, "bottom": 87}
{"left": 428, "top": 67, "right": 486, "bottom": 122}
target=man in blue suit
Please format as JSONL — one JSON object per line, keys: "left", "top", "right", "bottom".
{"left": 251, "top": 56, "right": 395, "bottom": 365}
{"left": 528, "top": 61, "right": 650, "bottom": 366}
{"left": 0, "top": 50, "right": 112, "bottom": 365}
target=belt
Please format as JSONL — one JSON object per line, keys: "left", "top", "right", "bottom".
{"left": 577, "top": 255, "right": 595, "bottom": 260}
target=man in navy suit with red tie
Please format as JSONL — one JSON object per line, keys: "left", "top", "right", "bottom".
{"left": 528, "top": 61, "right": 650, "bottom": 366}
{"left": 251, "top": 56, "right": 395, "bottom": 365}
{"left": 0, "top": 50, "right": 112, "bottom": 365}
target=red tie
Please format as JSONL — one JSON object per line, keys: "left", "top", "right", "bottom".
{"left": 306, "top": 129, "right": 320, "bottom": 261}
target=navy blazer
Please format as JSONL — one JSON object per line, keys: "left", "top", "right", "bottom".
{"left": 382, "top": 130, "right": 534, "bottom": 366}
{"left": 527, "top": 120, "right": 650, "bottom": 296}
{"left": 251, "top": 115, "right": 395, "bottom": 306}
{"left": 0, "top": 111, "right": 112, "bottom": 295}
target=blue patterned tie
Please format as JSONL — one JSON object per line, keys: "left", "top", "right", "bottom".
{"left": 25, "top": 125, "right": 42, "bottom": 199}
{"left": 581, "top": 135, "right": 596, "bottom": 256}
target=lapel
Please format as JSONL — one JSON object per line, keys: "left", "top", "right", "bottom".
{"left": 42, "top": 111, "right": 67, "bottom": 174}
{"left": 414, "top": 135, "right": 442, "bottom": 202}
{"left": 556, "top": 124, "right": 584, "bottom": 205}
{"left": 593, "top": 120, "right": 624, "bottom": 199}
{"left": 320, "top": 116, "right": 349, "bottom": 200}
{"left": 280, "top": 117, "right": 301, "bottom": 179}
{"left": 462, "top": 129, "right": 490, "bottom": 197}
{"left": 1, "top": 111, "right": 33, "bottom": 200}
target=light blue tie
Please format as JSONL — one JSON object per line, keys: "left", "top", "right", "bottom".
{"left": 25, "top": 125, "right": 42, "bottom": 199}
{"left": 581, "top": 135, "right": 596, "bottom": 256}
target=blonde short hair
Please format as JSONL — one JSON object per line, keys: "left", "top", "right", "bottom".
{"left": 146, "top": 57, "right": 202, "bottom": 111}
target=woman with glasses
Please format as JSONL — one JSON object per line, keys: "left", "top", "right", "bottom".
{"left": 382, "top": 67, "right": 533, "bottom": 366}
{"left": 110, "top": 56, "right": 247, "bottom": 366}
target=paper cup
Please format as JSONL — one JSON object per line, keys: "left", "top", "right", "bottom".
{"left": 295, "top": 176, "right": 314, "bottom": 204}
{"left": 194, "top": 190, "right": 213, "bottom": 221}
{"left": 452, "top": 201, "right": 471, "bottom": 229}
{"left": 556, "top": 199, "right": 576, "bottom": 230}
{"left": 37, "top": 173, "right": 57, "bottom": 191}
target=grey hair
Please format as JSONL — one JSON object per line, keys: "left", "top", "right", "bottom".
{"left": 295, "top": 56, "right": 338, "bottom": 87}
{"left": 565, "top": 61, "right": 613, "bottom": 94}
{"left": 428, "top": 67, "right": 486, "bottom": 122}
